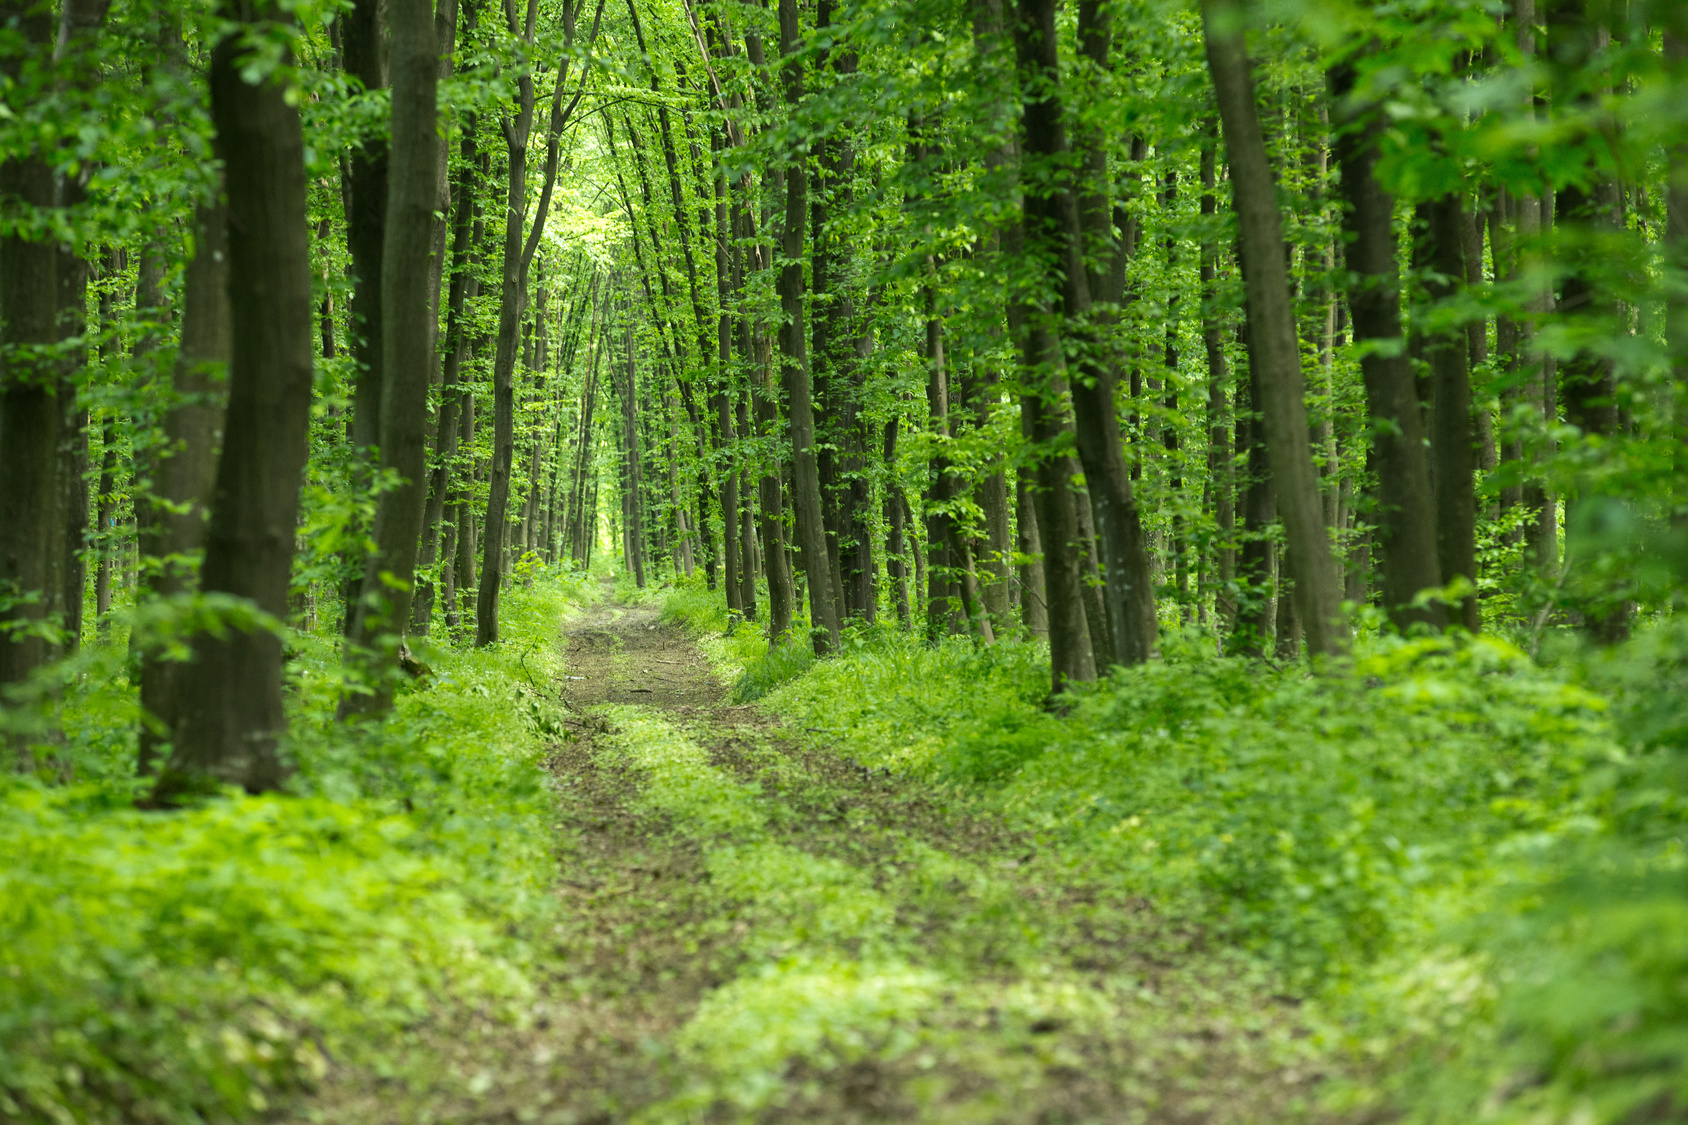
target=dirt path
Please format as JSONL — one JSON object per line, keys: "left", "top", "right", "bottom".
{"left": 301, "top": 590, "right": 1332, "bottom": 1125}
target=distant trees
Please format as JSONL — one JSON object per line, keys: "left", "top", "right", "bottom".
{"left": 3, "top": 0, "right": 1686, "bottom": 780}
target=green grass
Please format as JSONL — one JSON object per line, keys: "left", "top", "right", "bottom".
{"left": 0, "top": 570, "right": 591, "bottom": 1124}
{"left": 661, "top": 575, "right": 818, "bottom": 701}
{"left": 669, "top": 586, "right": 1688, "bottom": 1125}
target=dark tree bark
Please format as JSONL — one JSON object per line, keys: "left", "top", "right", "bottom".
{"left": 1014, "top": 467, "right": 1048, "bottom": 636}
{"left": 94, "top": 251, "right": 122, "bottom": 627}
{"left": 1205, "top": 0, "right": 1347, "bottom": 657}
{"left": 339, "top": 0, "right": 389, "bottom": 633}
{"left": 410, "top": 1, "right": 467, "bottom": 633}
{"left": 754, "top": 348, "right": 796, "bottom": 641}
{"left": 1330, "top": 63, "right": 1444, "bottom": 630}
{"left": 0, "top": 0, "right": 65, "bottom": 701}
{"left": 1232, "top": 344, "right": 1275, "bottom": 656}
{"left": 1016, "top": 0, "right": 1152, "bottom": 671}
{"left": 157, "top": 1, "right": 315, "bottom": 797}
{"left": 1200, "top": 136, "right": 1237, "bottom": 629}
{"left": 340, "top": 0, "right": 441, "bottom": 715}
{"left": 136, "top": 202, "right": 231, "bottom": 775}
{"left": 1423, "top": 196, "right": 1479, "bottom": 631}
{"left": 1549, "top": 0, "right": 1626, "bottom": 641}
{"left": 883, "top": 418, "right": 911, "bottom": 628}
{"left": 776, "top": 0, "right": 841, "bottom": 654}
{"left": 414, "top": 127, "right": 478, "bottom": 634}
{"left": 970, "top": 0, "right": 1015, "bottom": 634}
{"left": 1006, "top": 0, "right": 1095, "bottom": 687}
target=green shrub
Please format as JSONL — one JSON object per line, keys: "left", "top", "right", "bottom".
{"left": 770, "top": 626, "right": 1619, "bottom": 980}
{"left": 757, "top": 598, "right": 1688, "bottom": 1123}
{"left": 0, "top": 573, "right": 586, "bottom": 1124}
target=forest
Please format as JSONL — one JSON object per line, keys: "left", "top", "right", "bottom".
{"left": 4, "top": 0, "right": 1688, "bottom": 1118}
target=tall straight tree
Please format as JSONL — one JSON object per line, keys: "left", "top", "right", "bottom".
{"left": 1423, "top": 195, "right": 1479, "bottom": 630}
{"left": 1203, "top": 0, "right": 1348, "bottom": 657}
{"left": 1329, "top": 61, "right": 1443, "bottom": 630}
{"left": 476, "top": 0, "right": 600, "bottom": 646}
{"left": 776, "top": 0, "right": 842, "bottom": 654}
{"left": 136, "top": 201, "right": 230, "bottom": 775}
{"left": 340, "top": 0, "right": 442, "bottom": 716}
{"left": 1013, "top": 0, "right": 1098, "bottom": 690}
{"left": 340, "top": 0, "right": 389, "bottom": 632}
{"left": 156, "top": 0, "right": 315, "bottom": 797}
{"left": 413, "top": 124, "right": 480, "bottom": 635}
{"left": 0, "top": 0, "right": 63, "bottom": 705}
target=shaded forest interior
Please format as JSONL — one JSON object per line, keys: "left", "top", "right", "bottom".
{"left": 5, "top": 0, "right": 1688, "bottom": 1120}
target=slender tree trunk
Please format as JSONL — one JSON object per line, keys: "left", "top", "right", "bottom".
{"left": 136, "top": 202, "right": 231, "bottom": 775}
{"left": 410, "top": 7, "right": 467, "bottom": 634}
{"left": 0, "top": 0, "right": 64, "bottom": 704}
{"left": 755, "top": 356, "right": 796, "bottom": 641}
{"left": 618, "top": 321, "right": 647, "bottom": 588}
{"left": 777, "top": 0, "right": 840, "bottom": 653}
{"left": 1330, "top": 63, "right": 1443, "bottom": 630}
{"left": 1233, "top": 350, "right": 1275, "bottom": 655}
{"left": 734, "top": 387, "right": 757, "bottom": 615}
{"left": 1017, "top": 0, "right": 1152, "bottom": 670}
{"left": 1424, "top": 195, "right": 1479, "bottom": 631}
{"left": 1201, "top": 137, "right": 1237, "bottom": 630}
{"left": 883, "top": 418, "right": 911, "bottom": 628}
{"left": 1205, "top": 0, "right": 1346, "bottom": 657}
{"left": 477, "top": 0, "right": 594, "bottom": 645}
{"left": 1015, "top": 467, "right": 1049, "bottom": 636}
{"left": 341, "top": 0, "right": 440, "bottom": 713}
{"left": 340, "top": 0, "right": 389, "bottom": 634}
{"left": 158, "top": 5, "right": 314, "bottom": 797}
{"left": 413, "top": 130, "right": 477, "bottom": 634}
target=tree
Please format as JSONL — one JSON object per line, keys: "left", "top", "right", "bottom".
{"left": 1203, "top": 0, "right": 1347, "bottom": 658}
{"left": 156, "top": 0, "right": 316, "bottom": 797}
{"left": 339, "top": 0, "right": 442, "bottom": 716}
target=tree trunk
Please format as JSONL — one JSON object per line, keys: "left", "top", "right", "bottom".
{"left": 0, "top": 0, "right": 64, "bottom": 704}
{"left": 1016, "top": 0, "right": 1152, "bottom": 670}
{"left": 619, "top": 321, "right": 647, "bottom": 588}
{"left": 733, "top": 388, "right": 757, "bottom": 615}
{"left": 1232, "top": 349, "right": 1275, "bottom": 656}
{"left": 1014, "top": 467, "right": 1049, "bottom": 636}
{"left": 413, "top": 129, "right": 477, "bottom": 634}
{"left": 477, "top": 0, "right": 593, "bottom": 646}
{"left": 1201, "top": 136, "right": 1237, "bottom": 630}
{"left": 1423, "top": 196, "right": 1479, "bottom": 631}
{"left": 342, "top": 0, "right": 440, "bottom": 714}
{"left": 884, "top": 418, "right": 911, "bottom": 628}
{"left": 1330, "top": 63, "right": 1444, "bottom": 630}
{"left": 340, "top": 0, "right": 389, "bottom": 635}
{"left": 1205, "top": 0, "right": 1346, "bottom": 657}
{"left": 755, "top": 356, "right": 796, "bottom": 641}
{"left": 136, "top": 202, "right": 231, "bottom": 775}
{"left": 158, "top": 5, "right": 314, "bottom": 797}
{"left": 777, "top": 0, "right": 841, "bottom": 654}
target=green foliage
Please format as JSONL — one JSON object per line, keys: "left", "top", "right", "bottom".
{"left": 0, "top": 576, "right": 585, "bottom": 1124}
{"left": 771, "top": 627, "right": 1619, "bottom": 980}
{"left": 753, "top": 610, "right": 1688, "bottom": 1123}
{"left": 660, "top": 577, "right": 816, "bottom": 701}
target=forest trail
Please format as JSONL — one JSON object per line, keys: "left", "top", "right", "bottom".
{"left": 299, "top": 588, "right": 1331, "bottom": 1124}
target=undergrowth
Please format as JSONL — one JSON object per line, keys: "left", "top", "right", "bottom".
{"left": 664, "top": 584, "right": 1688, "bottom": 1124}
{"left": 0, "top": 570, "right": 590, "bottom": 1124}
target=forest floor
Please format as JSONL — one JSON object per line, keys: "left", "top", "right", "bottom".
{"left": 295, "top": 586, "right": 1340, "bottom": 1124}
